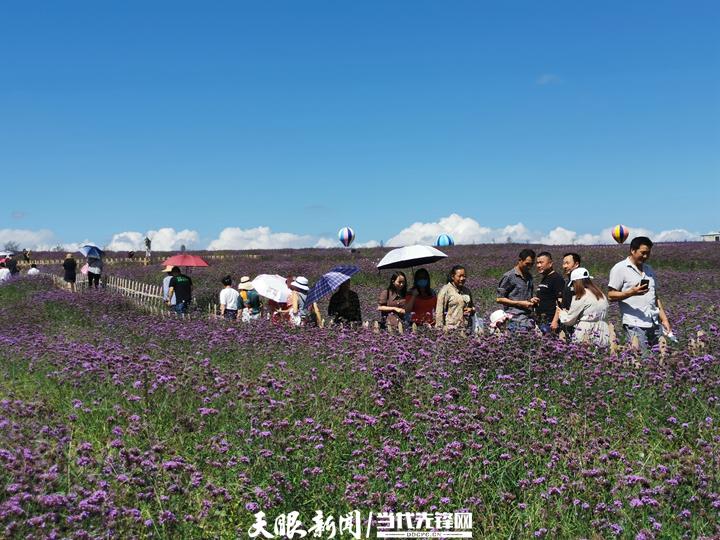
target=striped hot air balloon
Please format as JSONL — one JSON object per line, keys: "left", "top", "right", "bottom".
{"left": 436, "top": 234, "right": 455, "bottom": 247}
{"left": 611, "top": 224, "right": 630, "bottom": 244}
{"left": 338, "top": 227, "right": 355, "bottom": 247}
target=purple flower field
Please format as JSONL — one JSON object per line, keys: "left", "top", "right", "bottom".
{"left": 1, "top": 243, "right": 719, "bottom": 539}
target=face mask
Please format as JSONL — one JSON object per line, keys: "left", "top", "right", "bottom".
{"left": 416, "top": 279, "right": 429, "bottom": 287}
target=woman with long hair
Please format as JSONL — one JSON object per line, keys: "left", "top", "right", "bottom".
{"left": 435, "top": 265, "right": 475, "bottom": 330}
{"left": 378, "top": 271, "right": 407, "bottom": 330}
{"left": 559, "top": 268, "right": 610, "bottom": 346}
{"left": 405, "top": 268, "right": 437, "bottom": 326}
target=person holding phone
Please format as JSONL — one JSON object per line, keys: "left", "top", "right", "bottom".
{"left": 608, "top": 236, "right": 672, "bottom": 350}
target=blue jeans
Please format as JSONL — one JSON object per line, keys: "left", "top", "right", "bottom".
{"left": 173, "top": 301, "right": 189, "bottom": 315}
{"left": 623, "top": 324, "right": 662, "bottom": 350}
{"left": 539, "top": 322, "right": 553, "bottom": 334}
{"left": 508, "top": 317, "right": 535, "bottom": 332}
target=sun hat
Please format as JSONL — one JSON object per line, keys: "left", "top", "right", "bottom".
{"left": 161, "top": 265, "right": 174, "bottom": 273}
{"left": 489, "top": 309, "right": 513, "bottom": 328}
{"left": 291, "top": 276, "right": 310, "bottom": 292}
{"left": 569, "top": 267, "right": 593, "bottom": 282}
{"left": 237, "top": 276, "right": 255, "bottom": 290}
{"left": 65, "top": 253, "right": 73, "bottom": 259}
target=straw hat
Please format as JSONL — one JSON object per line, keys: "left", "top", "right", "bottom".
{"left": 291, "top": 276, "right": 309, "bottom": 292}
{"left": 237, "top": 276, "right": 254, "bottom": 290}
{"left": 161, "top": 265, "right": 174, "bottom": 273}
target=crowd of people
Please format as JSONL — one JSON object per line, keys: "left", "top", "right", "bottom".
{"left": 193, "top": 236, "right": 671, "bottom": 351}
{"left": 0, "top": 236, "right": 673, "bottom": 351}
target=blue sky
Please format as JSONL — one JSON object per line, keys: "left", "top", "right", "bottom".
{"left": 1, "top": 1, "right": 718, "bottom": 250}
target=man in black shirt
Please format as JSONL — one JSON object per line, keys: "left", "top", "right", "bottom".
{"left": 533, "top": 252, "right": 565, "bottom": 334}
{"left": 551, "top": 252, "right": 581, "bottom": 334}
{"left": 166, "top": 266, "right": 193, "bottom": 314}
{"left": 6, "top": 254, "right": 19, "bottom": 276}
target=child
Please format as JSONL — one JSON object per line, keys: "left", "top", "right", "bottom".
{"left": 489, "top": 309, "right": 513, "bottom": 334}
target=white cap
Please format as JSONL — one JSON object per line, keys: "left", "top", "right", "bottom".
{"left": 489, "top": 309, "right": 513, "bottom": 328}
{"left": 569, "top": 267, "right": 593, "bottom": 282}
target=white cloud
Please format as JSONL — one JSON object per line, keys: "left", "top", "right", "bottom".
{"left": 2, "top": 220, "right": 702, "bottom": 254}
{"left": 387, "top": 214, "right": 538, "bottom": 245}
{"left": 313, "top": 237, "right": 340, "bottom": 249}
{"left": 313, "top": 237, "right": 380, "bottom": 249}
{"left": 386, "top": 214, "right": 700, "bottom": 246}
{"left": 107, "top": 228, "right": 199, "bottom": 252}
{"left": 106, "top": 232, "right": 145, "bottom": 251}
{"left": 209, "top": 227, "right": 381, "bottom": 250}
{"left": 357, "top": 240, "right": 381, "bottom": 248}
{"left": 0, "top": 228, "right": 55, "bottom": 249}
{"left": 655, "top": 229, "right": 699, "bottom": 242}
{"left": 208, "top": 226, "right": 319, "bottom": 250}
{"left": 0, "top": 228, "right": 97, "bottom": 252}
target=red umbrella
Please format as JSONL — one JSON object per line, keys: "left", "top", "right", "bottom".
{"left": 162, "top": 254, "right": 209, "bottom": 267}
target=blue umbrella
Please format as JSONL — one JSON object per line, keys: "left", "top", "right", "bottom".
{"left": 79, "top": 245, "right": 104, "bottom": 258}
{"left": 329, "top": 265, "right": 360, "bottom": 277}
{"left": 305, "top": 266, "right": 360, "bottom": 305}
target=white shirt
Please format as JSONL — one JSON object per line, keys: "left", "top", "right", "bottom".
{"left": 27, "top": 267, "right": 40, "bottom": 276}
{"left": 219, "top": 287, "right": 240, "bottom": 310}
{"left": 162, "top": 275, "right": 176, "bottom": 305}
{"left": 608, "top": 257, "right": 658, "bottom": 328}
{"left": 0, "top": 268, "right": 10, "bottom": 281}
{"left": 559, "top": 292, "right": 610, "bottom": 347}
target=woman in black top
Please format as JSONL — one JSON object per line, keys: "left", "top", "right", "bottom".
{"left": 63, "top": 254, "right": 77, "bottom": 292}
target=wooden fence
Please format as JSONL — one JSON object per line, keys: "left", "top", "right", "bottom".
{"left": 43, "top": 272, "right": 189, "bottom": 318}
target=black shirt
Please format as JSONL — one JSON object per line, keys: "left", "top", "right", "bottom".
{"left": 169, "top": 275, "right": 193, "bottom": 303}
{"left": 560, "top": 278, "right": 574, "bottom": 310}
{"left": 6, "top": 259, "right": 18, "bottom": 275}
{"left": 63, "top": 258, "right": 77, "bottom": 277}
{"left": 535, "top": 270, "right": 565, "bottom": 318}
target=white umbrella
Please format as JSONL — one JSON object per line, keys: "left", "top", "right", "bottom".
{"left": 377, "top": 245, "right": 448, "bottom": 270}
{"left": 0, "top": 251, "right": 13, "bottom": 257}
{"left": 251, "top": 274, "right": 292, "bottom": 303}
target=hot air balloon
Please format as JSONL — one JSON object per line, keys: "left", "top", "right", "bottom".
{"left": 436, "top": 234, "right": 455, "bottom": 247}
{"left": 611, "top": 224, "right": 630, "bottom": 244}
{"left": 338, "top": 227, "right": 355, "bottom": 247}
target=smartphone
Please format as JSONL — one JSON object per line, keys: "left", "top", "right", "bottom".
{"left": 640, "top": 278, "right": 650, "bottom": 288}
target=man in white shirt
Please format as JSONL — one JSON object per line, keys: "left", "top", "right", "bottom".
{"left": 219, "top": 275, "right": 240, "bottom": 320}
{"left": 0, "top": 263, "right": 10, "bottom": 282}
{"left": 608, "top": 236, "right": 671, "bottom": 350}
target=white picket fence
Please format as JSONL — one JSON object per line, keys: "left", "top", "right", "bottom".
{"left": 43, "top": 272, "right": 187, "bottom": 318}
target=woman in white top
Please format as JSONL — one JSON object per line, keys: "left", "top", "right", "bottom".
{"left": 87, "top": 256, "right": 103, "bottom": 289}
{"left": 559, "top": 268, "right": 610, "bottom": 347}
